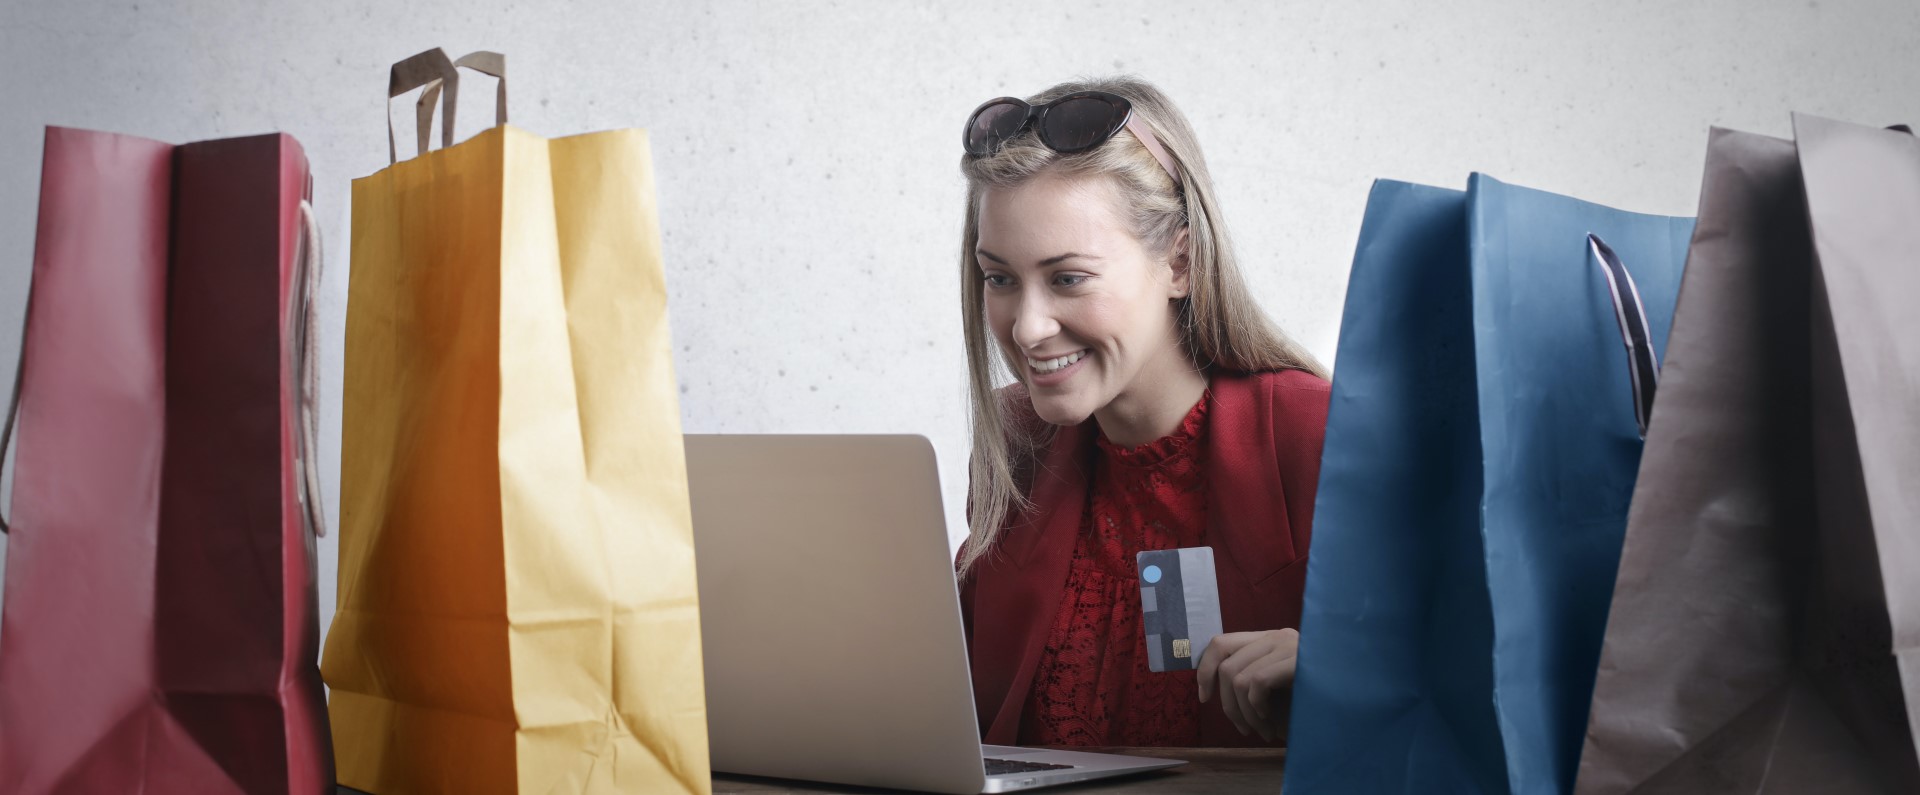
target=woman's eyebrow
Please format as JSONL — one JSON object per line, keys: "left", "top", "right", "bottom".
{"left": 1038, "top": 252, "right": 1099, "bottom": 267}
{"left": 974, "top": 248, "right": 1100, "bottom": 267}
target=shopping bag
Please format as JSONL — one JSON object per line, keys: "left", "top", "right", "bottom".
{"left": 1575, "top": 119, "right": 1920, "bottom": 793}
{"left": 0, "top": 126, "right": 331, "bottom": 794}
{"left": 1285, "top": 174, "right": 1690, "bottom": 794}
{"left": 321, "top": 49, "right": 710, "bottom": 795}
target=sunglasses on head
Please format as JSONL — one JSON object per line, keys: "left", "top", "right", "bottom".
{"left": 962, "top": 90, "right": 1184, "bottom": 189}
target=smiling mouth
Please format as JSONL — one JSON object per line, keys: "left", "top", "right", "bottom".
{"left": 1028, "top": 350, "right": 1087, "bottom": 374}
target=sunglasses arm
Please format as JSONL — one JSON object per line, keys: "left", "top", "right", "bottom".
{"left": 1123, "top": 116, "right": 1184, "bottom": 191}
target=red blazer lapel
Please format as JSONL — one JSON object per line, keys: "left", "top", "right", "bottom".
{"left": 1205, "top": 374, "right": 1297, "bottom": 591}
{"left": 1203, "top": 369, "right": 1330, "bottom": 638}
{"left": 1205, "top": 372, "right": 1299, "bottom": 591}
{"left": 1195, "top": 372, "right": 1310, "bottom": 746}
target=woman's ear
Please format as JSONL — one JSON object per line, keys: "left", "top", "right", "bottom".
{"left": 1168, "top": 226, "right": 1193, "bottom": 298}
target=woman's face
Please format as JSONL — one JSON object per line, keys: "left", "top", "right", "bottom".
{"left": 975, "top": 172, "right": 1189, "bottom": 427}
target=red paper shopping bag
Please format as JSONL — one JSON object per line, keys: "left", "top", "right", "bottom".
{"left": 0, "top": 127, "right": 332, "bottom": 795}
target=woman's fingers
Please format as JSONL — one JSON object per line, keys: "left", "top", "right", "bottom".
{"left": 1244, "top": 651, "right": 1297, "bottom": 722}
{"left": 1211, "top": 638, "right": 1258, "bottom": 735}
{"left": 1228, "top": 664, "right": 1264, "bottom": 740}
{"left": 1197, "top": 630, "right": 1302, "bottom": 741}
{"left": 1196, "top": 632, "right": 1252, "bottom": 703}
{"left": 1217, "top": 665, "right": 1250, "bottom": 735}
{"left": 1232, "top": 648, "right": 1281, "bottom": 741}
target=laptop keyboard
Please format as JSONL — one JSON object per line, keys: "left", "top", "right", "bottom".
{"left": 984, "top": 758, "right": 1076, "bottom": 776}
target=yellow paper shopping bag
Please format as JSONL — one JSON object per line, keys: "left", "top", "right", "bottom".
{"left": 322, "top": 49, "right": 710, "bottom": 795}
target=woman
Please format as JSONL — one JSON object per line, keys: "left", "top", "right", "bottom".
{"left": 954, "top": 77, "right": 1330, "bottom": 748}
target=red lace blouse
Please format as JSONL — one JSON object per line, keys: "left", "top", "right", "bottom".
{"left": 1016, "top": 392, "right": 1211, "bottom": 747}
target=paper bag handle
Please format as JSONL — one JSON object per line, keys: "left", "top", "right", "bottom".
{"left": 289, "top": 199, "right": 327, "bottom": 539}
{"left": 0, "top": 297, "right": 25, "bottom": 534}
{"left": 388, "top": 48, "right": 457, "bottom": 164}
{"left": 1587, "top": 233, "right": 1660, "bottom": 438}
{"left": 453, "top": 51, "right": 508, "bottom": 128}
{"left": 387, "top": 49, "right": 508, "bottom": 165}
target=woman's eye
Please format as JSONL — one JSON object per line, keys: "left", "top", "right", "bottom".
{"left": 1054, "top": 274, "right": 1086, "bottom": 288}
{"left": 983, "top": 273, "right": 1013, "bottom": 288}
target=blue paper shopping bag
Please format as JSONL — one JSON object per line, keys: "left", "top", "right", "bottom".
{"left": 1283, "top": 175, "right": 1691, "bottom": 794}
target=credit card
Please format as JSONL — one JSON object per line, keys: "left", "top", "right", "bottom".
{"left": 1137, "top": 546, "right": 1223, "bottom": 672}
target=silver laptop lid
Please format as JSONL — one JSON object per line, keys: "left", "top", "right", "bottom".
{"left": 686, "top": 435, "right": 988, "bottom": 795}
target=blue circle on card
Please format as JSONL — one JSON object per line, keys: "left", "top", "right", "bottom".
{"left": 1142, "top": 565, "right": 1162, "bottom": 584}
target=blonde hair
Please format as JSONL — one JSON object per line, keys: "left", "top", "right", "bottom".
{"left": 957, "top": 76, "right": 1327, "bottom": 578}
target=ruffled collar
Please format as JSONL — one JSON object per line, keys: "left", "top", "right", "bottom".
{"left": 1093, "top": 390, "right": 1211, "bottom": 469}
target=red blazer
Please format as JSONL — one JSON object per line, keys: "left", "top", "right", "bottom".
{"left": 958, "top": 368, "right": 1331, "bottom": 746}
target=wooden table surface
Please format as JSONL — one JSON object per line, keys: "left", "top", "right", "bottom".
{"left": 339, "top": 747, "right": 1284, "bottom": 794}
{"left": 711, "top": 747, "right": 1286, "bottom": 794}
{"left": 339, "top": 747, "right": 1283, "bottom": 794}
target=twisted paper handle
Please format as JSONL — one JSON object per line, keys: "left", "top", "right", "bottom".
{"left": 290, "top": 199, "right": 327, "bottom": 539}
{"left": 0, "top": 291, "right": 26, "bottom": 534}
{"left": 387, "top": 48, "right": 508, "bottom": 164}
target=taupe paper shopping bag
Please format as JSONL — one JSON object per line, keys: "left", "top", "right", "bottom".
{"left": 1575, "top": 120, "right": 1920, "bottom": 793}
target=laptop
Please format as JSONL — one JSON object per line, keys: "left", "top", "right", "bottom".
{"left": 685, "top": 434, "right": 1186, "bottom": 794}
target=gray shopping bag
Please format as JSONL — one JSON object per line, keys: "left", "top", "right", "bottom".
{"left": 1575, "top": 118, "right": 1920, "bottom": 794}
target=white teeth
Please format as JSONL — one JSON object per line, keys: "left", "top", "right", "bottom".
{"left": 1028, "top": 350, "right": 1086, "bottom": 374}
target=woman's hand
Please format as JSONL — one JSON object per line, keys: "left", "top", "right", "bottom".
{"left": 1196, "top": 628, "right": 1299, "bottom": 742}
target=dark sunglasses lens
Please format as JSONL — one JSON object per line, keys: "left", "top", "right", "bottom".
{"left": 1043, "top": 96, "right": 1127, "bottom": 152}
{"left": 968, "top": 102, "right": 1027, "bottom": 154}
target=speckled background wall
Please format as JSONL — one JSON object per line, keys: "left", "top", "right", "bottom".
{"left": 1, "top": 0, "right": 1916, "bottom": 652}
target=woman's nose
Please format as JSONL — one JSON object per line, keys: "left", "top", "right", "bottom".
{"left": 1011, "top": 290, "right": 1060, "bottom": 351}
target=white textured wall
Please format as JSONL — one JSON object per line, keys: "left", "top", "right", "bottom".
{"left": 1, "top": 0, "right": 1917, "bottom": 653}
